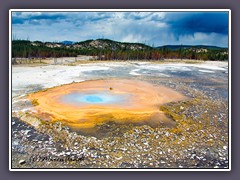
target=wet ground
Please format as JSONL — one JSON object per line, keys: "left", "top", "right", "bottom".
{"left": 11, "top": 60, "right": 229, "bottom": 169}
{"left": 12, "top": 61, "right": 228, "bottom": 100}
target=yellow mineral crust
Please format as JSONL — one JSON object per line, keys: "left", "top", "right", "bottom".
{"left": 28, "top": 79, "right": 187, "bottom": 129}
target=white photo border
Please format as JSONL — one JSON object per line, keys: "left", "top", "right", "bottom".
{"left": 9, "top": 9, "right": 231, "bottom": 171}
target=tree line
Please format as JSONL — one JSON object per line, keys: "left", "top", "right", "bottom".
{"left": 12, "top": 40, "right": 79, "bottom": 58}
{"left": 12, "top": 40, "right": 228, "bottom": 61}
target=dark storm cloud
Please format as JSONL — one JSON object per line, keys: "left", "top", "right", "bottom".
{"left": 12, "top": 13, "right": 66, "bottom": 25}
{"left": 12, "top": 18, "right": 25, "bottom": 24}
{"left": 71, "top": 12, "right": 113, "bottom": 27}
{"left": 123, "top": 12, "right": 154, "bottom": 20}
{"left": 12, "top": 12, "right": 112, "bottom": 26}
{"left": 11, "top": 11, "right": 229, "bottom": 47}
{"left": 90, "top": 12, "right": 112, "bottom": 21}
{"left": 164, "top": 12, "right": 228, "bottom": 37}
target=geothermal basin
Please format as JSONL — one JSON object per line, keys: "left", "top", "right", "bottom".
{"left": 28, "top": 79, "right": 187, "bottom": 129}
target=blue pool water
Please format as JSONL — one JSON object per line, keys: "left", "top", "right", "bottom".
{"left": 85, "top": 95, "right": 103, "bottom": 103}
{"left": 60, "top": 91, "right": 130, "bottom": 105}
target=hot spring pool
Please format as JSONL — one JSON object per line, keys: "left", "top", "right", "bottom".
{"left": 28, "top": 79, "right": 186, "bottom": 129}
{"left": 60, "top": 92, "right": 131, "bottom": 105}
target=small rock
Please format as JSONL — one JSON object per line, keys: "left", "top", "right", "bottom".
{"left": 223, "top": 146, "right": 227, "bottom": 150}
{"left": 115, "top": 156, "right": 123, "bottom": 160}
{"left": 165, "top": 132, "right": 170, "bottom": 137}
{"left": 143, "top": 142, "right": 148, "bottom": 146}
{"left": 19, "top": 160, "right": 26, "bottom": 165}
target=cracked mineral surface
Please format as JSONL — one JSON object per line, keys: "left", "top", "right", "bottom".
{"left": 11, "top": 60, "right": 229, "bottom": 169}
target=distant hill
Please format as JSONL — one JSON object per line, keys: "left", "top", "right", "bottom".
{"left": 28, "top": 39, "right": 153, "bottom": 51}
{"left": 16, "top": 39, "right": 227, "bottom": 51}
{"left": 12, "top": 39, "right": 228, "bottom": 61}
{"left": 61, "top": 41, "right": 75, "bottom": 45}
{"left": 157, "top": 45, "right": 227, "bottom": 50}
{"left": 73, "top": 39, "right": 152, "bottom": 51}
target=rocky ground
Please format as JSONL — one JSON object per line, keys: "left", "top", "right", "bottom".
{"left": 11, "top": 60, "right": 229, "bottom": 169}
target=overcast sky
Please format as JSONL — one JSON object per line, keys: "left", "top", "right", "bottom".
{"left": 12, "top": 11, "right": 229, "bottom": 47}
